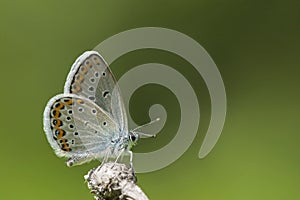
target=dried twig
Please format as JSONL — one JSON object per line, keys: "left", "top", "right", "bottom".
{"left": 85, "top": 162, "right": 149, "bottom": 200}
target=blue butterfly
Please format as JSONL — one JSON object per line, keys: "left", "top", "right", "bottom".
{"left": 43, "top": 51, "right": 156, "bottom": 167}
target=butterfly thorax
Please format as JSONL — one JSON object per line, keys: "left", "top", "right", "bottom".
{"left": 128, "top": 131, "right": 139, "bottom": 149}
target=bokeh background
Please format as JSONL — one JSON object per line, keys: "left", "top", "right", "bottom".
{"left": 0, "top": 0, "right": 299, "bottom": 199}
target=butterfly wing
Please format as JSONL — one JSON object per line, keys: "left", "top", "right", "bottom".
{"left": 63, "top": 51, "right": 128, "bottom": 134}
{"left": 43, "top": 94, "right": 120, "bottom": 165}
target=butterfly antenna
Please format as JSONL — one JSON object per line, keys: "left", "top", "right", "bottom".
{"left": 132, "top": 130, "right": 156, "bottom": 138}
{"left": 132, "top": 117, "right": 160, "bottom": 131}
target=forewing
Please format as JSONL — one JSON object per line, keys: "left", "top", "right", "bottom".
{"left": 43, "top": 94, "right": 120, "bottom": 159}
{"left": 64, "top": 51, "right": 128, "bottom": 133}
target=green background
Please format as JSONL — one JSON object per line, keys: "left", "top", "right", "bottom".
{"left": 0, "top": 0, "right": 299, "bottom": 199}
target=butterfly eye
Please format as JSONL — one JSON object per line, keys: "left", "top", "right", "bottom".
{"left": 130, "top": 132, "right": 139, "bottom": 142}
{"left": 131, "top": 135, "right": 136, "bottom": 141}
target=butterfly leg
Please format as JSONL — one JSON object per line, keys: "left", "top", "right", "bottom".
{"left": 87, "top": 150, "right": 111, "bottom": 181}
{"left": 101, "top": 152, "right": 109, "bottom": 164}
{"left": 128, "top": 150, "right": 137, "bottom": 182}
{"left": 96, "top": 150, "right": 110, "bottom": 169}
{"left": 113, "top": 149, "right": 133, "bottom": 168}
{"left": 128, "top": 150, "right": 133, "bottom": 169}
{"left": 93, "top": 149, "right": 111, "bottom": 175}
{"left": 114, "top": 148, "right": 125, "bottom": 164}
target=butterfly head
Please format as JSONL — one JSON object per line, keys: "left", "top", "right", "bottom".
{"left": 128, "top": 131, "right": 139, "bottom": 148}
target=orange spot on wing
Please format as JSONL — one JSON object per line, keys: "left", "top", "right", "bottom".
{"left": 56, "top": 103, "right": 64, "bottom": 109}
{"left": 54, "top": 110, "right": 60, "bottom": 118}
{"left": 77, "top": 99, "right": 84, "bottom": 104}
{"left": 61, "top": 140, "right": 71, "bottom": 152}
{"left": 76, "top": 74, "right": 84, "bottom": 83}
{"left": 71, "top": 84, "right": 81, "bottom": 93}
{"left": 53, "top": 119, "right": 62, "bottom": 129}
{"left": 81, "top": 66, "right": 88, "bottom": 74}
{"left": 86, "top": 63, "right": 93, "bottom": 68}
{"left": 64, "top": 99, "right": 74, "bottom": 105}
{"left": 56, "top": 129, "right": 65, "bottom": 139}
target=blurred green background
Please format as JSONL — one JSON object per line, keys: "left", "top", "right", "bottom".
{"left": 0, "top": 0, "right": 299, "bottom": 199}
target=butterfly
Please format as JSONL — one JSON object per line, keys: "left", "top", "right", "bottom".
{"left": 43, "top": 51, "right": 156, "bottom": 167}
